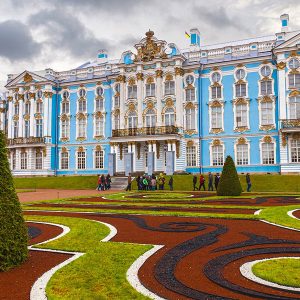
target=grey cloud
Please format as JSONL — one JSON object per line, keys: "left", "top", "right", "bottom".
{"left": 0, "top": 20, "right": 41, "bottom": 61}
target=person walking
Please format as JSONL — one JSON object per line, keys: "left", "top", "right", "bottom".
{"left": 126, "top": 173, "right": 132, "bottom": 191}
{"left": 96, "top": 174, "right": 102, "bottom": 191}
{"left": 100, "top": 174, "right": 106, "bottom": 191}
{"left": 208, "top": 172, "right": 213, "bottom": 191}
{"left": 246, "top": 173, "right": 252, "bottom": 192}
{"left": 193, "top": 175, "right": 198, "bottom": 191}
{"left": 168, "top": 176, "right": 174, "bottom": 191}
{"left": 106, "top": 174, "right": 111, "bottom": 190}
{"left": 136, "top": 176, "right": 141, "bottom": 191}
{"left": 199, "top": 174, "right": 206, "bottom": 191}
{"left": 151, "top": 176, "right": 156, "bottom": 191}
{"left": 215, "top": 173, "right": 220, "bottom": 191}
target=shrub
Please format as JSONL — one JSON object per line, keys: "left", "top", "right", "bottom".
{"left": 0, "top": 130, "right": 28, "bottom": 271}
{"left": 217, "top": 155, "right": 242, "bottom": 196}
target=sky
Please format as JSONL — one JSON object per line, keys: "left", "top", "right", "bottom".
{"left": 0, "top": 0, "right": 300, "bottom": 90}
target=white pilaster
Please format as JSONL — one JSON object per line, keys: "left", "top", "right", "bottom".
{"left": 119, "top": 76, "right": 126, "bottom": 129}
{"left": 30, "top": 96, "right": 35, "bottom": 136}
{"left": 156, "top": 71, "right": 163, "bottom": 126}
{"left": 137, "top": 72, "right": 143, "bottom": 128}
{"left": 7, "top": 100, "right": 13, "bottom": 138}
{"left": 18, "top": 98, "right": 24, "bottom": 137}
{"left": 175, "top": 68, "right": 184, "bottom": 127}
{"left": 43, "top": 93, "right": 49, "bottom": 136}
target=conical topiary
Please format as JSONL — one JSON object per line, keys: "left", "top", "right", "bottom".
{"left": 217, "top": 155, "right": 242, "bottom": 196}
{"left": 0, "top": 130, "right": 28, "bottom": 271}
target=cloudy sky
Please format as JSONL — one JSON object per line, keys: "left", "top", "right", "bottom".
{"left": 0, "top": 0, "right": 300, "bottom": 89}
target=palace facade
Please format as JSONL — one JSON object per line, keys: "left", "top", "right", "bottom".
{"left": 1, "top": 14, "right": 300, "bottom": 176}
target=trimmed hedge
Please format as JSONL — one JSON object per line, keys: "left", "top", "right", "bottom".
{"left": 217, "top": 155, "right": 242, "bottom": 196}
{"left": 0, "top": 130, "right": 28, "bottom": 271}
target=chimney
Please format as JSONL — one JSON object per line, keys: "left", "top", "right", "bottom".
{"left": 97, "top": 49, "right": 108, "bottom": 63}
{"left": 280, "top": 14, "right": 289, "bottom": 32}
{"left": 190, "top": 28, "right": 200, "bottom": 46}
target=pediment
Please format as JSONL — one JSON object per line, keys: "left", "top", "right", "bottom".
{"left": 5, "top": 70, "right": 54, "bottom": 88}
{"left": 274, "top": 32, "right": 300, "bottom": 52}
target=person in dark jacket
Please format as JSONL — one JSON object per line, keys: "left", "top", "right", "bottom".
{"left": 208, "top": 172, "right": 213, "bottom": 191}
{"left": 106, "top": 174, "right": 111, "bottom": 190}
{"left": 168, "top": 176, "right": 174, "bottom": 191}
{"left": 136, "top": 176, "right": 141, "bottom": 191}
{"left": 199, "top": 174, "right": 206, "bottom": 191}
{"left": 215, "top": 173, "right": 220, "bottom": 190}
{"left": 193, "top": 175, "right": 198, "bottom": 191}
{"left": 101, "top": 174, "right": 106, "bottom": 191}
{"left": 126, "top": 174, "right": 132, "bottom": 191}
{"left": 246, "top": 173, "right": 252, "bottom": 192}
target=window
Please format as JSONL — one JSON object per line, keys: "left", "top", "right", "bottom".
{"left": 114, "top": 114, "right": 120, "bottom": 130}
{"left": 13, "top": 121, "right": 18, "bottom": 138}
{"left": 186, "top": 88, "right": 195, "bottom": 101}
{"left": 261, "top": 102, "right": 274, "bottom": 125}
{"left": 35, "top": 151, "right": 43, "bottom": 169}
{"left": 25, "top": 102, "right": 30, "bottom": 114}
{"left": 236, "top": 69, "right": 246, "bottom": 80}
{"left": 37, "top": 90, "right": 43, "bottom": 99}
{"left": 128, "top": 111, "right": 137, "bottom": 129}
{"left": 235, "top": 83, "right": 247, "bottom": 97}
{"left": 146, "top": 83, "right": 155, "bottom": 97}
{"left": 186, "top": 108, "right": 195, "bottom": 130}
{"left": 24, "top": 120, "right": 30, "bottom": 138}
{"left": 12, "top": 151, "right": 16, "bottom": 170}
{"left": 236, "top": 144, "right": 249, "bottom": 165}
{"left": 291, "top": 139, "right": 300, "bottom": 163}
{"left": 186, "top": 75, "right": 194, "bottom": 85}
{"left": 20, "top": 152, "right": 27, "bottom": 170}
{"left": 212, "top": 72, "right": 221, "bottom": 83}
{"left": 14, "top": 93, "right": 18, "bottom": 101}
{"left": 14, "top": 104, "right": 19, "bottom": 115}
{"left": 62, "top": 90, "right": 69, "bottom": 99}
{"left": 128, "top": 85, "right": 137, "bottom": 99}
{"left": 61, "top": 152, "right": 69, "bottom": 169}
{"left": 24, "top": 92, "right": 29, "bottom": 101}
{"left": 211, "top": 106, "right": 222, "bottom": 129}
{"left": 261, "top": 66, "right": 272, "bottom": 77}
{"left": 36, "top": 119, "right": 43, "bottom": 137}
{"left": 36, "top": 102, "right": 43, "bottom": 113}
{"left": 288, "top": 58, "right": 300, "bottom": 69}
{"left": 95, "top": 98, "right": 104, "bottom": 111}
{"left": 79, "top": 89, "right": 86, "bottom": 97}
{"left": 262, "top": 143, "right": 275, "bottom": 164}
{"left": 95, "top": 116, "right": 104, "bottom": 136}
{"left": 236, "top": 103, "right": 248, "bottom": 127}
{"left": 145, "top": 109, "right": 156, "bottom": 128}
{"left": 212, "top": 145, "right": 224, "bottom": 166}
{"left": 211, "top": 86, "right": 222, "bottom": 99}
{"left": 61, "top": 119, "right": 70, "bottom": 138}
{"left": 114, "top": 96, "right": 120, "bottom": 107}
{"left": 115, "top": 83, "right": 120, "bottom": 93}
{"left": 78, "top": 118, "right": 86, "bottom": 138}
{"left": 62, "top": 102, "right": 69, "bottom": 114}
{"left": 165, "top": 81, "right": 175, "bottom": 95}
{"left": 95, "top": 150, "right": 104, "bottom": 169}
{"left": 186, "top": 146, "right": 196, "bottom": 166}
{"left": 288, "top": 74, "right": 300, "bottom": 89}
{"left": 260, "top": 80, "right": 272, "bottom": 95}
{"left": 165, "top": 108, "right": 175, "bottom": 126}
{"left": 289, "top": 97, "right": 300, "bottom": 119}
{"left": 78, "top": 99, "right": 86, "bottom": 112}
{"left": 77, "top": 151, "right": 86, "bottom": 169}
{"left": 96, "top": 87, "right": 103, "bottom": 97}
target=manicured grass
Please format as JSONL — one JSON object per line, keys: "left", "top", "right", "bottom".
{"left": 14, "top": 174, "right": 300, "bottom": 192}
{"left": 252, "top": 258, "right": 300, "bottom": 288}
{"left": 25, "top": 215, "right": 151, "bottom": 299}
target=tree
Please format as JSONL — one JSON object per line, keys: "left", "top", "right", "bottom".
{"left": 217, "top": 155, "right": 242, "bottom": 196}
{"left": 0, "top": 130, "right": 28, "bottom": 271}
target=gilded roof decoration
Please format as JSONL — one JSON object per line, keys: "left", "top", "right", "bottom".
{"left": 134, "top": 30, "right": 167, "bottom": 62}
{"left": 24, "top": 73, "right": 33, "bottom": 83}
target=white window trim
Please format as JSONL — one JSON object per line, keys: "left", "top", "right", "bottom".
{"left": 209, "top": 141, "right": 225, "bottom": 166}
{"left": 289, "top": 138, "right": 300, "bottom": 164}
{"left": 208, "top": 102, "right": 224, "bottom": 132}
{"left": 234, "top": 140, "right": 250, "bottom": 166}
{"left": 233, "top": 100, "right": 250, "bottom": 130}
{"left": 258, "top": 99, "right": 275, "bottom": 128}
{"left": 209, "top": 71, "right": 223, "bottom": 101}
{"left": 60, "top": 118, "right": 70, "bottom": 139}
{"left": 93, "top": 149, "right": 105, "bottom": 169}
{"left": 259, "top": 137, "right": 276, "bottom": 165}
{"left": 60, "top": 150, "right": 69, "bottom": 170}
{"left": 76, "top": 150, "right": 86, "bottom": 170}
{"left": 186, "top": 144, "right": 198, "bottom": 167}
{"left": 288, "top": 96, "right": 300, "bottom": 119}
{"left": 93, "top": 114, "right": 105, "bottom": 137}
{"left": 76, "top": 117, "right": 87, "bottom": 139}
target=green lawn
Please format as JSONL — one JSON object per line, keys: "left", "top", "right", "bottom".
{"left": 14, "top": 174, "right": 300, "bottom": 192}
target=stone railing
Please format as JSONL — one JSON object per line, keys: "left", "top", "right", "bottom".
{"left": 281, "top": 119, "right": 300, "bottom": 130}
{"left": 112, "top": 126, "right": 179, "bottom": 137}
{"left": 7, "top": 137, "right": 46, "bottom": 146}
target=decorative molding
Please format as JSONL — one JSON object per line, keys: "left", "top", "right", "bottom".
{"left": 23, "top": 114, "right": 30, "bottom": 121}
{"left": 118, "top": 143, "right": 123, "bottom": 160}
{"left": 95, "top": 145, "right": 102, "bottom": 151}
{"left": 44, "top": 91, "right": 53, "bottom": 98}
{"left": 175, "top": 141, "right": 180, "bottom": 158}
{"left": 276, "top": 61, "right": 286, "bottom": 70}
{"left": 24, "top": 73, "right": 33, "bottom": 83}
{"left": 76, "top": 112, "right": 86, "bottom": 120}
{"left": 60, "top": 114, "right": 69, "bottom": 121}
{"left": 60, "top": 137, "right": 69, "bottom": 142}
{"left": 146, "top": 77, "right": 154, "bottom": 84}
{"left": 186, "top": 140, "right": 194, "bottom": 147}
{"left": 76, "top": 137, "right": 86, "bottom": 141}
{"left": 185, "top": 130, "right": 196, "bottom": 136}
{"left": 234, "top": 126, "right": 249, "bottom": 133}
{"left": 289, "top": 90, "right": 300, "bottom": 97}
{"left": 128, "top": 78, "right": 136, "bottom": 86}
{"left": 42, "top": 148, "right": 47, "bottom": 157}
{"left": 263, "top": 136, "right": 272, "bottom": 143}
{"left": 128, "top": 103, "right": 136, "bottom": 111}
{"left": 155, "top": 70, "right": 163, "bottom": 78}
{"left": 174, "top": 67, "right": 184, "bottom": 76}
{"left": 165, "top": 98, "right": 174, "bottom": 108}
{"left": 116, "top": 75, "right": 126, "bottom": 83}
{"left": 13, "top": 115, "right": 19, "bottom": 121}
{"left": 77, "top": 146, "right": 84, "bottom": 152}
{"left": 165, "top": 74, "right": 173, "bottom": 81}
{"left": 237, "top": 137, "right": 247, "bottom": 144}
{"left": 212, "top": 139, "right": 221, "bottom": 146}
{"left": 185, "top": 101, "right": 195, "bottom": 109}
{"left": 209, "top": 100, "right": 222, "bottom": 107}
{"left": 282, "top": 132, "right": 287, "bottom": 147}
{"left": 136, "top": 73, "right": 144, "bottom": 81}
{"left": 34, "top": 113, "right": 43, "bottom": 120}
{"left": 146, "top": 101, "right": 154, "bottom": 109}
{"left": 237, "top": 63, "right": 244, "bottom": 68}
{"left": 61, "top": 147, "right": 68, "bottom": 153}
{"left": 233, "top": 97, "right": 249, "bottom": 105}
{"left": 18, "top": 94, "right": 24, "bottom": 101}
{"left": 7, "top": 96, "right": 13, "bottom": 102}
{"left": 210, "top": 128, "right": 223, "bottom": 134}
{"left": 290, "top": 50, "right": 298, "bottom": 57}
{"left": 260, "top": 124, "right": 275, "bottom": 131}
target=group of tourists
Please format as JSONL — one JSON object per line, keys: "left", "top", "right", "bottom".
{"left": 96, "top": 174, "right": 111, "bottom": 191}
{"left": 126, "top": 173, "right": 174, "bottom": 191}
{"left": 193, "top": 172, "right": 220, "bottom": 191}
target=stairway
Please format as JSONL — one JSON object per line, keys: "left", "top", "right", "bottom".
{"left": 110, "top": 177, "right": 129, "bottom": 190}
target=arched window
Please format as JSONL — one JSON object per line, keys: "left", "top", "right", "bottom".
{"left": 37, "top": 90, "right": 43, "bottom": 99}
{"left": 288, "top": 58, "right": 300, "bottom": 69}
{"left": 95, "top": 115, "right": 104, "bottom": 136}
{"left": 96, "top": 87, "right": 104, "bottom": 97}
{"left": 145, "top": 109, "right": 156, "bottom": 127}
{"left": 79, "top": 89, "right": 86, "bottom": 97}
{"left": 185, "top": 107, "right": 195, "bottom": 130}
{"left": 289, "top": 96, "right": 300, "bottom": 119}
{"left": 128, "top": 111, "right": 137, "bottom": 129}
{"left": 165, "top": 108, "right": 175, "bottom": 126}
{"left": 260, "top": 66, "right": 272, "bottom": 77}
{"left": 62, "top": 90, "right": 69, "bottom": 100}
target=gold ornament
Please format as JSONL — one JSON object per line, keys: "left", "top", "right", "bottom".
{"left": 24, "top": 73, "right": 33, "bottom": 83}
{"left": 276, "top": 62, "right": 286, "bottom": 70}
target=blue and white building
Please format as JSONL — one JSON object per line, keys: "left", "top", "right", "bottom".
{"left": 1, "top": 14, "right": 300, "bottom": 176}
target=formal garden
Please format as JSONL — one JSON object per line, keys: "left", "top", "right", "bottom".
{"left": 1, "top": 129, "right": 300, "bottom": 299}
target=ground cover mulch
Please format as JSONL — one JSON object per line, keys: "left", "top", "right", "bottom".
{"left": 292, "top": 209, "right": 300, "bottom": 219}
{"left": 0, "top": 223, "right": 71, "bottom": 300}
{"left": 22, "top": 209, "right": 300, "bottom": 300}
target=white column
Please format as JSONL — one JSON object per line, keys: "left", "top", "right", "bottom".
{"left": 30, "top": 96, "right": 35, "bottom": 137}
{"left": 43, "top": 93, "right": 49, "bottom": 136}
{"left": 119, "top": 76, "right": 126, "bottom": 129}
{"left": 175, "top": 67, "right": 184, "bottom": 127}
{"left": 277, "top": 58, "right": 287, "bottom": 121}
{"left": 156, "top": 70, "right": 163, "bottom": 126}
{"left": 132, "top": 142, "right": 136, "bottom": 172}
{"left": 7, "top": 99, "right": 13, "bottom": 138}
{"left": 16, "top": 148, "right": 21, "bottom": 170}
{"left": 18, "top": 98, "right": 24, "bottom": 137}
{"left": 137, "top": 72, "right": 143, "bottom": 128}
